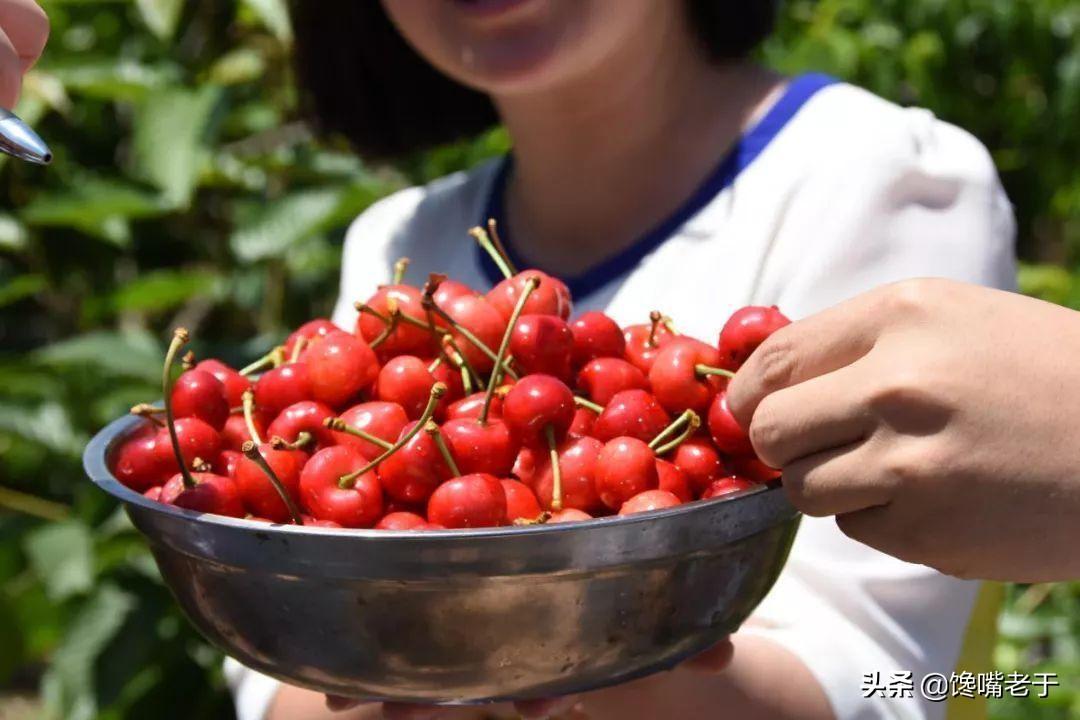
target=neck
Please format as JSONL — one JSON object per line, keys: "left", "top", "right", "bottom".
{"left": 492, "top": 19, "right": 782, "bottom": 276}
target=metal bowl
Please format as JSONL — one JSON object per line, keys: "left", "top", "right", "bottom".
{"left": 84, "top": 415, "right": 799, "bottom": 704}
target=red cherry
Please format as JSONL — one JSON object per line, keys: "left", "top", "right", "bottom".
{"left": 648, "top": 338, "right": 726, "bottom": 414}
{"left": 254, "top": 363, "right": 313, "bottom": 418}
{"left": 155, "top": 417, "right": 221, "bottom": 470}
{"left": 501, "top": 375, "right": 575, "bottom": 448}
{"left": 333, "top": 401, "right": 409, "bottom": 458}
{"left": 440, "top": 418, "right": 518, "bottom": 477}
{"left": 595, "top": 437, "right": 659, "bottom": 511}
{"left": 378, "top": 421, "right": 453, "bottom": 504}
{"left": 171, "top": 369, "right": 229, "bottom": 431}
{"left": 376, "top": 511, "right": 437, "bottom": 530}
{"left": 301, "top": 514, "right": 343, "bottom": 528}
{"left": 488, "top": 271, "right": 571, "bottom": 321}
{"left": 671, "top": 438, "right": 724, "bottom": 496}
{"left": 284, "top": 318, "right": 338, "bottom": 357}
{"left": 726, "top": 455, "right": 781, "bottom": 484}
{"left": 623, "top": 313, "right": 676, "bottom": 373}
{"left": 235, "top": 444, "right": 306, "bottom": 523}
{"left": 702, "top": 476, "right": 756, "bottom": 499}
{"left": 619, "top": 489, "right": 682, "bottom": 515}
{"left": 194, "top": 359, "right": 251, "bottom": 408}
{"left": 357, "top": 285, "right": 431, "bottom": 360}
{"left": 427, "top": 473, "right": 508, "bottom": 528}
{"left": 445, "top": 391, "right": 503, "bottom": 422}
{"left": 222, "top": 413, "right": 262, "bottom": 451}
{"left": 717, "top": 305, "right": 791, "bottom": 370}
{"left": 432, "top": 279, "right": 477, "bottom": 309}
{"left": 508, "top": 314, "right": 574, "bottom": 381}
{"left": 655, "top": 459, "right": 692, "bottom": 502}
{"left": 550, "top": 508, "right": 592, "bottom": 523}
{"left": 592, "top": 389, "right": 670, "bottom": 443}
{"left": 707, "top": 391, "right": 754, "bottom": 456}
{"left": 428, "top": 359, "right": 466, "bottom": 418}
{"left": 212, "top": 449, "right": 243, "bottom": 477}
{"left": 144, "top": 486, "right": 163, "bottom": 502}
{"left": 305, "top": 331, "right": 379, "bottom": 408}
{"left": 501, "top": 478, "right": 543, "bottom": 522}
{"left": 568, "top": 407, "right": 597, "bottom": 438}
{"left": 112, "top": 425, "right": 172, "bottom": 491}
{"left": 570, "top": 311, "right": 625, "bottom": 368}
{"left": 267, "top": 400, "right": 337, "bottom": 449}
{"left": 166, "top": 472, "right": 245, "bottom": 517}
{"left": 299, "top": 446, "right": 383, "bottom": 528}
{"left": 532, "top": 436, "right": 603, "bottom": 513}
{"left": 576, "top": 357, "right": 648, "bottom": 406}
{"left": 438, "top": 294, "right": 506, "bottom": 374}
{"left": 512, "top": 446, "right": 537, "bottom": 485}
{"left": 375, "top": 356, "right": 440, "bottom": 419}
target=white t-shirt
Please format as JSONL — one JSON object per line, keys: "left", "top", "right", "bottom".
{"left": 226, "top": 74, "right": 1016, "bottom": 720}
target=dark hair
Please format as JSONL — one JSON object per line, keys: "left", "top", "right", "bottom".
{"left": 289, "top": 1, "right": 778, "bottom": 160}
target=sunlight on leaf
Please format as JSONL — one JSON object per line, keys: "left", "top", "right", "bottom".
{"left": 24, "top": 521, "right": 94, "bottom": 602}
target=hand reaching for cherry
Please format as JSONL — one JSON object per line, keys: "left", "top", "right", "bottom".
{"left": 111, "top": 221, "right": 791, "bottom": 530}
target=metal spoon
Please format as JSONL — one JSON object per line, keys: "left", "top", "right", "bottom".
{"left": 0, "top": 107, "right": 51, "bottom": 164}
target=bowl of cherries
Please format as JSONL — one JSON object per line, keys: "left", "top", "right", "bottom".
{"left": 83, "top": 225, "right": 799, "bottom": 704}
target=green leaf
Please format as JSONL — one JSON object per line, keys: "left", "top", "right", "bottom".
{"left": 230, "top": 182, "right": 382, "bottom": 263}
{"left": 20, "top": 178, "right": 170, "bottom": 247}
{"left": 34, "top": 329, "right": 162, "bottom": 384}
{"left": 0, "top": 213, "right": 30, "bottom": 252}
{"left": 242, "top": 0, "right": 292, "bottom": 42}
{"left": 207, "top": 47, "right": 267, "bottom": 86}
{"left": 23, "top": 521, "right": 94, "bottom": 602}
{"left": 131, "top": 86, "right": 222, "bottom": 208}
{"left": 43, "top": 59, "right": 183, "bottom": 103}
{"left": 0, "top": 401, "right": 87, "bottom": 456}
{"left": 42, "top": 584, "right": 136, "bottom": 720}
{"left": 100, "top": 268, "right": 223, "bottom": 316}
{"left": 135, "top": 0, "right": 185, "bottom": 41}
{"left": 0, "top": 274, "right": 46, "bottom": 309}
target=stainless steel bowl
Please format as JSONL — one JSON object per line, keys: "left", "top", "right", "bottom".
{"left": 84, "top": 415, "right": 799, "bottom": 704}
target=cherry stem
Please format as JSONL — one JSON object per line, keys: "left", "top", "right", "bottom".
{"left": 354, "top": 302, "right": 390, "bottom": 325}
{"left": 289, "top": 336, "right": 307, "bottom": 363}
{"left": 661, "top": 315, "right": 677, "bottom": 335}
{"left": 469, "top": 225, "right": 513, "bottom": 280}
{"left": 393, "top": 257, "right": 410, "bottom": 285}
{"left": 130, "top": 403, "right": 165, "bottom": 427}
{"left": 163, "top": 328, "right": 197, "bottom": 490}
{"left": 270, "top": 432, "right": 313, "bottom": 451}
{"left": 242, "top": 389, "right": 264, "bottom": 446}
{"left": 459, "top": 361, "right": 474, "bottom": 396}
{"left": 323, "top": 418, "right": 394, "bottom": 451}
{"left": 573, "top": 396, "right": 604, "bottom": 414}
{"left": 481, "top": 275, "right": 539, "bottom": 424}
{"left": 647, "top": 311, "right": 663, "bottom": 348}
{"left": 421, "top": 295, "right": 516, "bottom": 379}
{"left": 428, "top": 357, "right": 442, "bottom": 374}
{"left": 338, "top": 383, "right": 448, "bottom": 488}
{"left": 487, "top": 218, "right": 518, "bottom": 275}
{"left": 241, "top": 441, "right": 304, "bottom": 526}
{"left": 545, "top": 424, "right": 563, "bottom": 511}
{"left": 513, "top": 511, "right": 552, "bottom": 526}
{"left": 442, "top": 335, "right": 484, "bottom": 390}
{"left": 181, "top": 350, "right": 196, "bottom": 371}
{"left": 369, "top": 308, "right": 401, "bottom": 350}
{"left": 650, "top": 410, "right": 701, "bottom": 455}
{"left": 695, "top": 364, "right": 736, "bottom": 380}
{"left": 191, "top": 457, "right": 211, "bottom": 473}
{"left": 239, "top": 347, "right": 282, "bottom": 377}
{"left": 0, "top": 484, "right": 69, "bottom": 522}
{"left": 424, "top": 421, "right": 461, "bottom": 477}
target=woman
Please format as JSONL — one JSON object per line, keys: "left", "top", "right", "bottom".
{"left": 220, "top": 2, "right": 1015, "bottom": 719}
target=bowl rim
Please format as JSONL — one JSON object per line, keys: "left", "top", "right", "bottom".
{"left": 85, "top": 413, "right": 783, "bottom": 541}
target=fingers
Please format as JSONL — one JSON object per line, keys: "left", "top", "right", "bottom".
{"left": 834, "top": 505, "right": 918, "bottom": 563}
{"left": 781, "top": 439, "right": 896, "bottom": 517}
{"left": 515, "top": 696, "right": 580, "bottom": 719}
{"left": 727, "top": 291, "right": 888, "bottom": 427}
{"left": 381, "top": 704, "right": 451, "bottom": 720}
{"left": 0, "top": 27, "right": 21, "bottom": 107}
{"left": 682, "top": 637, "right": 734, "bottom": 673}
{"left": 0, "top": 0, "right": 48, "bottom": 69}
{"left": 746, "top": 359, "right": 874, "bottom": 469}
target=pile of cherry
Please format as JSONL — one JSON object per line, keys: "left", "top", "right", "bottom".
{"left": 111, "top": 224, "right": 789, "bottom": 530}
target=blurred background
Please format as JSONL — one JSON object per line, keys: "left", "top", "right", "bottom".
{"left": 0, "top": 1, "right": 1077, "bottom": 718}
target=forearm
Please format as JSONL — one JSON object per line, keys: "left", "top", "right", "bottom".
{"left": 576, "top": 634, "right": 833, "bottom": 720}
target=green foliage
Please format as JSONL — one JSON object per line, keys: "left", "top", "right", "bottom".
{"left": 0, "top": 1, "right": 1075, "bottom": 719}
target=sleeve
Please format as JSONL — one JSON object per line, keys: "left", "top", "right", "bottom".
{"left": 743, "top": 105, "right": 1016, "bottom": 720}
{"left": 224, "top": 657, "right": 282, "bottom": 720}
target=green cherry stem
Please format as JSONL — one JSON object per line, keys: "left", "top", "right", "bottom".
{"left": 393, "top": 257, "right": 410, "bottom": 285}
{"left": 289, "top": 336, "right": 307, "bottom": 363}
{"left": 649, "top": 410, "right": 701, "bottom": 455}
{"left": 573, "top": 396, "right": 604, "bottom": 414}
{"left": 646, "top": 310, "right": 663, "bottom": 348}
{"left": 486, "top": 218, "right": 519, "bottom": 276}
{"left": 130, "top": 403, "right": 165, "bottom": 427}
{"left": 270, "top": 432, "right": 314, "bottom": 452}
{"left": 338, "top": 383, "right": 448, "bottom": 488}
{"left": 480, "top": 275, "right": 539, "bottom": 424}
{"left": 323, "top": 418, "right": 394, "bottom": 451}
{"left": 163, "top": 327, "right": 197, "bottom": 490}
{"left": 695, "top": 364, "right": 736, "bottom": 380}
{"left": 241, "top": 441, "right": 304, "bottom": 526}
{"left": 544, "top": 424, "right": 563, "bottom": 511}
{"left": 469, "top": 225, "right": 513, "bottom": 280}
{"left": 424, "top": 421, "right": 462, "bottom": 477}
{"left": 239, "top": 346, "right": 282, "bottom": 377}
{"left": 421, "top": 296, "right": 515, "bottom": 378}
{"left": 242, "top": 389, "right": 264, "bottom": 446}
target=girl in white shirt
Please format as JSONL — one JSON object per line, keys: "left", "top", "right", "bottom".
{"left": 228, "top": 1, "right": 1015, "bottom": 719}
